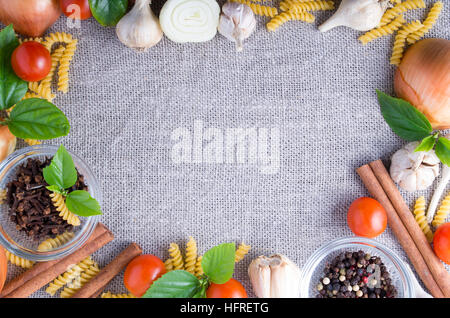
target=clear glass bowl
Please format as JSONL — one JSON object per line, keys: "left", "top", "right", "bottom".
{"left": 300, "top": 237, "right": 415, "bottom": 298}
{"left": 0, "top": 145, "right": 101, "bottom": 262}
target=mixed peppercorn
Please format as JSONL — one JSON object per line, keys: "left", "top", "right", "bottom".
{"left": 316, "top": 250, "right": 397, "bottom": 298}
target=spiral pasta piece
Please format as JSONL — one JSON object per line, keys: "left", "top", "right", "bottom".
{"left": 195, "top": 256, "right": 204, "bottom": 277}
{"left": 379, "top": 0, "right": 425, "bottom": 26}
{"left": 40, "top": 45, "right": 65, "bottom": 100}
{"left": 101, "top": 292, "right": 136, "bottom": 298}
{"left": 5, "top": 250, "right": 34, "bottom": 269}
{"left": 390, "top": 20, "right": 423, "bottom": 66}
{"left": 49, "top": 192, "right": 81, "bottom": 227}
{"left": 168, "top": 243, "right": 184, "bottom": 270}
{"left": 231, "top": 0, "right": 278, "bottom": 17}
{"left": 24, "top": 139, "right": 41, "bottom": 146}
{"left": 160, "top": 0, "right": 220, "bottom": 43}
{"left": 432, "top": 192, "right": 450, "bottom": 228}
{"left": 60, "top": 262, "right": 100, "bottom": 298}
{"left": 413, "top": 196, "right": 433, "bottom": 243}
{"left": 19, "top": 37, "right": 43, "bottom": 44}
{"left": 185, "top": 236, "right": 197, "bottom": 275}
{"left": 45, "top": 257, "right": 93, "bottom": 296}
{"left": 28, "top": 81, "right": 55, "bottom": 102}
{"left": 359, "top": 15, "right": 405, "bottom": 45}
{"left": 235, "top": 242, "right": 251, "bottom": 263}
{"left": 43, "top": 32, "right": 73, "bottom": 51}
{"left": 164, "top": 259, "right": 174, "bottom": 272}
{"left": 407, "top": 1, "right": 443, "bottom": 45}
{"left": 280, "top": 0, "right": 334, "bottom": 12}
{"left": 267, "top": 11, "right": 315, "bottom": 32}
{"left": 38, "top": 231, "right": 75, "bottom": 252}
{"left": 58, "top": 39, "right": 77, "bottom": 93}
{"left": 0, "top": 189, "right": 7, "bottom": 204}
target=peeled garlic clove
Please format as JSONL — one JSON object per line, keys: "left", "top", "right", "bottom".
{"left": 0, "top": 126, "right": 16, "bottom": 162}
{"left": 160, "top": 0, "right": 220, "bottom": 43}
{"left": 248, "top": 254, "right": 301, "bottom": 298}
{"left": 319, "top": 0, "right": 389, "bottom": 32}
{"left": 390, "top": 141, "right": 440, "bottom": 192}
{"left": 116, "top": 0, "right": 163, "bottom": 51}
{"left": 218, "top": 2, "right": 256, "bottom": 52}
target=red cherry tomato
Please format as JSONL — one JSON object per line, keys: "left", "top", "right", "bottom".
{"left": 433, "top": 223, "right": 450, "bottom": 264}
{"left": 347, "top": 197, "right": 387, "bottom": 238}
{"left": 124, "top": 255, "right": 166, "bottom": 297}
{"left": 206, "top": 278, "right": 248, "bottom": 298}
{"left": 11, "top": 41, "right": 51, "bottom": 82}
{"left": 60, "top": 0, "right": 92, "bottom": 20}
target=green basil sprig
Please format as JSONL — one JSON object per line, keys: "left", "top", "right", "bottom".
{"left": 377, "top": 90, "right": 450, "bottom": 166}
{"left": 89, "top": 0, "right": 128, "bottom": 26}
{"left": 143, "top": 243, "right": 236, "bottom": 298}
{"left": 0, "top": 25, "right": 27, "bottom": 110}
{"left": 43, "top": 145, "right": 102, "bottom": 217}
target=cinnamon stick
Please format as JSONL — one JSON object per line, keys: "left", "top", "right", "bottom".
{"left": 1, "top": 223, "right": 114, "bottom": 298}
{"left": 71, "top": 243, "right": 142, "bottom": 298}
{"left": 357, "top": 164, "right": 444, "bottom": 298}
{"left": 369, "top": 160, "right": 450, "bottom": 297}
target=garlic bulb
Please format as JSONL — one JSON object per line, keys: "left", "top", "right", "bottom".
{"left": 116, "top": 0, "right": 163, "bottom": 51}
{"left": 390, "top": 141, "right": 440, "bottom": 192}
{"left": 160, "top": 0, "right": 220, "bottom": 43}
{"left": 218, "top": 2, "right": 256, "bottom": 52}
{"left": 248, "top": 254, "right": 301, "bottom": 298}
{"left": 319, "top": 0, "right": 389, "bottom": 32}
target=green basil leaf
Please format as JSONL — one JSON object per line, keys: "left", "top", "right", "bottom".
{"left": 46, "top": 185, "right": 63, "bottom": 193}
{"left": 66, "top": 190, "right": 102, "bottom": 217}
{"left": 377, "top": 90, "right": 432, "bottom": 141}
{"left": 89, "top": 0, "right": 128, "bottom": 26}
{"left": 202, "top": 243, "right": 235, "bottom": 284}
{"left": 43, "top": 145, "right": 77, "bottom": 189}
{"left": 415, "top": 135, "right": 436, "bottom": 153}
{"left": 435, "top": 137, "right": 450, "bottom": 167}
{"left": 143, "top": 270, "right": 201, "bottom": 298}
{"left": 8, "top": 98, "right": 70, "bottom": 139}
{"left": 0, "top": 25, "right": 27, "bottom": 110}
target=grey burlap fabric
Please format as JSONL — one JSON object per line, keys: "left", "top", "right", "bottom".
{"left": 3, "top": 0, "right": 450, "bottom": 297}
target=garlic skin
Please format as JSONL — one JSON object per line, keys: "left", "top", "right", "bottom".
{"left": 390, "top": 141, "right": 440, "bottom": 192}
{"left": 218, "top": 2, "right": 256, "bottom": 52}
{"left": 248, "top": 254, "right": 301, "bottom": 298}
{"left": 116, "top": 0, "right": 163, "bottom": 51}
{"left": 319, "top": 0, "right": 389, "bottom": 32}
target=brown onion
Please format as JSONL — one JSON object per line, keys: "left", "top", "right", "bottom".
{"left": 394, "top": 38, "right": 450, "bottom": 130}
{"left": 0, "top": 246, "right": 6, "bottom": 293}
{"left": 0, "top": 126, "right": 16, "bottom": 162}
{"left": 0, "top": 0, "right": 61, "bottom": 37}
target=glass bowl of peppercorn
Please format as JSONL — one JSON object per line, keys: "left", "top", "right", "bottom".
{"left": 300, "top": 237, "right": 416, "bottom": 298}
{"left": 0, "top": 145, "right": 101, "bottom": 262}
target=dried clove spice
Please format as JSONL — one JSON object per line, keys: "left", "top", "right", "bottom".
{"left": 6, "top": 158, "right": 88, "bottom": 240}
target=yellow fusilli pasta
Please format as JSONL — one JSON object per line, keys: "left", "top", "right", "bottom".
{"left": 280, "top": 0, "right": 334, "bottom": 12}
{"left": 195, "top": 256, "right": 203, "bottom": 278}
{"left": 185, "top": 236, "right": 197, "bottom": 275}
{"left": 0, "top": 189, "right": 7, "bottom": 204}
{"left": 5, "top": 250, "right": 34, "bottom": 269}
{"left": 60, "top": 262, "right": 100, "bottom": 298}
{"left": 40, "top": 45, "right": 66, "bottom": 101}
{"left": 432, "top": 192, "right": 450, "bottom": 228}
{"left": 45, "top": 257, "right": 93, "bottom": 296}
{"left": 43, "top": 32, "right": 73, "bottom": 51}
{"left": 101, "top": 292, "right": 136, "bottom": 298}
{"left": 359, "top": 15, "right": 405, "bottom": 45}
{"left": 168, "top": 243, "right": 184, "bottom": 270}
{"left": 390, "top": 20, "right": 423, "bottom": 66}
{"left": 38, "top": 231, "right": 75, "bottom": 252}
{"left": 231, "top": 0, "right": 278, "bottom": 17}
{"left": 164, "top": 259, "right": 173, "bottom": 272}
{"left": 58, "top": 39, "right": 77, "bottom": 93}
{"left": 407, "top": 1, "right": 444, "bottom": 45}
{"left": 24, "top": 139, "right": 41, "bottom": 146}
{"left": 49, "top": 192, "right": 81, "bottom": 227}
{"left": 413, "top": 196, "right": 433, "bottom": 243}
{"left": 267, "top": 11, "right": 315, "bottom": 32}
{"left": 235, "top": 242, "right": 251, "bottom": 263}
{"left": 19, "top": 37, "right": 43, "bottom": 44}
{"left": 379, "top": 0, "right": 426, "bottom": 26}
{"left": 28, "top": 81, "right": 55, "bottom": 102}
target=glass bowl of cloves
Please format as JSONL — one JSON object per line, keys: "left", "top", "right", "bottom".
{"left": 300, "top": 237, "right": 417, "bottom": 298}
{"left": 0, "top": 145, "right": 101, "bottom": 262}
